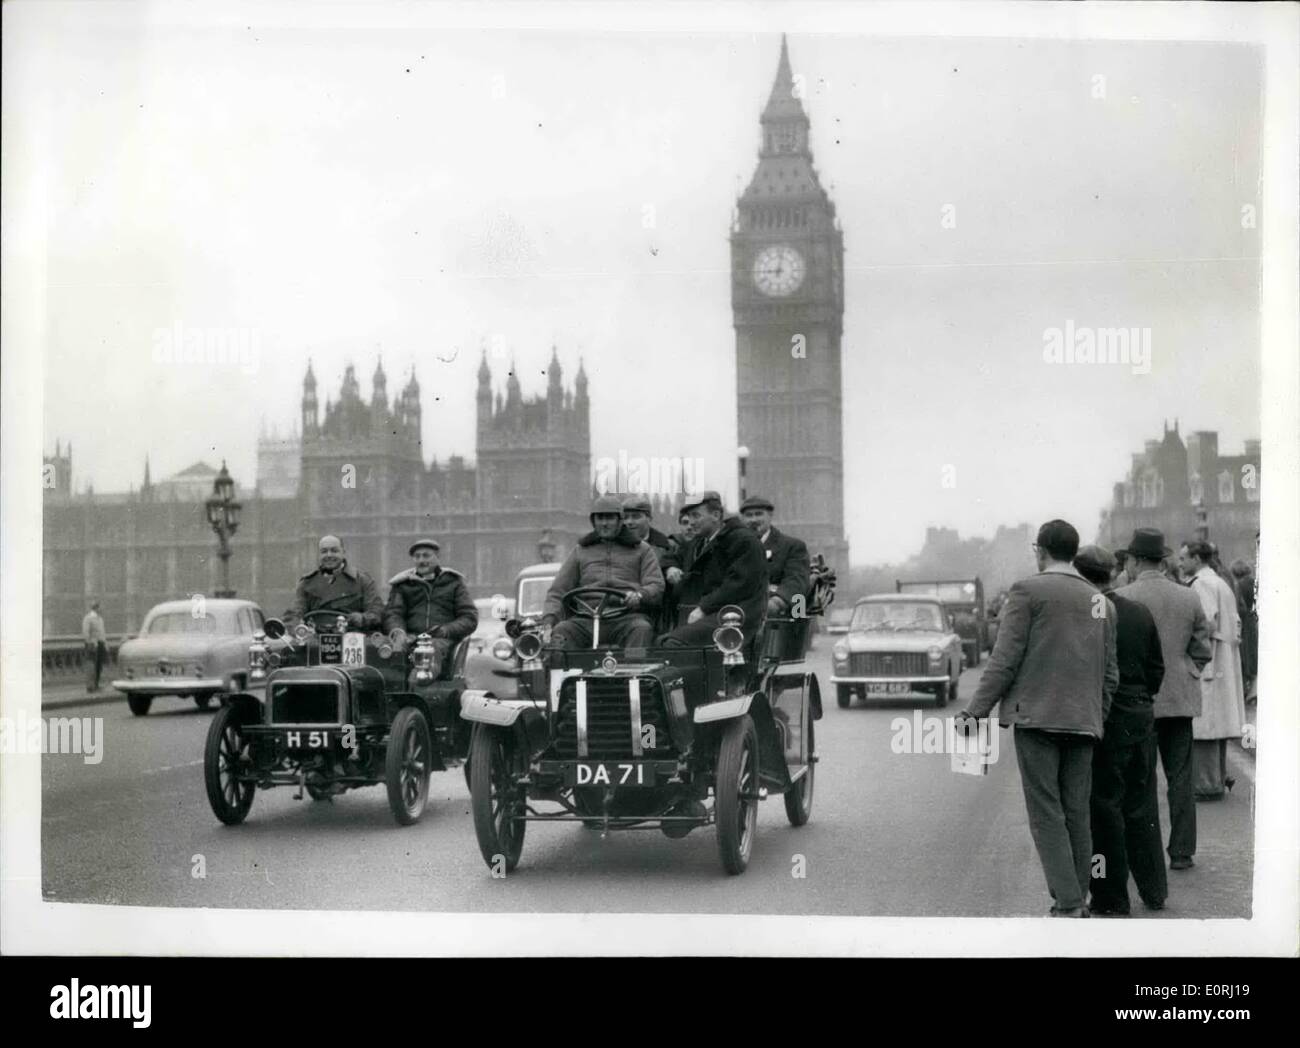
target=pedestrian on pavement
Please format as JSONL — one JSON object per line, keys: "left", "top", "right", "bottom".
{"left": 1074, "top": 546, "right": 1167, "bottom": 915}
{"left": 1117, "top": 529, "right": 1212, "bottom": 870}
{"left": 959, "top": 519, "right": 1118, "bottom": 918}
{"left": 81, "top": 601, "right": 108, "bottom": 692}
{"left": 1229, "top": 558, "right": 1258, "bottom": 705}
{"left": 1178, "top": 540, "right": 1246, "bottom": 800}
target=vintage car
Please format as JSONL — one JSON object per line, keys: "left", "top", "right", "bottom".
{"left": 202, "top": 610, "right": 474, "bottom": 827}
{"left": 459, "top": 555, "right": 837, "bottom": 876}
{"left": 829, "top": 594, "right": 963, "bottom": 709}
{"left": 464, "top": 563, "right": 557, "bottom": 698}
{"left": 113, "top": 598, "right": 266, "bottom": 715}
{"left": 895, "top": 577, "right": 988, "bottom": 667}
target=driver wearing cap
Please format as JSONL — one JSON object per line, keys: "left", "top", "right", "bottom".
{"left": 542, "top": 495, "right": 664, "bottom": 650}
{"left": 287, "top": 534, "right": 385, "bottom": 631}
{"left": 383, "top": 539, "right": 478, "bottom": 675}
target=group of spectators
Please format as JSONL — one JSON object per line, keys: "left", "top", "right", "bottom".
{"left": 959, "top": 519, "right": 1255, "bottom": 918}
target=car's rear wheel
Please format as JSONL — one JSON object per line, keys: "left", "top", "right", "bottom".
{"left": 127, "top": 694, "right": 152, "bottom": 717}
{"left": 783, "top": 719, "right": 815, "bottom": 827}
{"left": 194, "top": 693, "right": 213, "bottom": 710}
{"left": 385, "top": 707, "right": 431, "bottom": 826}
{"left": 716, "top": 715, "right": 759, "bottom": 875}
{"left": 836, "top": 684, "right": 852, "bottom": 709}
{"left": 204, "top": 704, "right": 255, "bottom": 825}
{"left": 469, "top": 724, "right": 526, "bottom": 872}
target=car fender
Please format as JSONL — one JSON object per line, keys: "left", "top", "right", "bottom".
{"left": 459, "top": 689, "right": 536, "bottom": 726}
{"left": 693, "top": 695, "right": 753, "bottom": 724}
{"left": 224, "top": 691, "right": 264, "bottom": 723}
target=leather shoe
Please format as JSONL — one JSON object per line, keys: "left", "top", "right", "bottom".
{"left": 1170, "top": 856, "right": 1194, "bottom": 870}
{"left": 1142, "top": 897, "right": 1166, "bottom": 911}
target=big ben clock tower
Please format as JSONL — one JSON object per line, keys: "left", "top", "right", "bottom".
{"left": 731, "top": 35, "right": 848, "bottom": 568}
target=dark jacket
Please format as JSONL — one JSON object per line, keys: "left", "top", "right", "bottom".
{"left": 676, "top": 516, "right": 768, "bottom": 630}
{"left": 1106, "top": 590, "right": 1165, "bottom": 715}
{"left": 383, "top": 567, "right": 478, "bottom": 641}
{"left": 289, "top": 563, "right": 384, "bottom": 629}
{"left": 543, "top": 525, "right": 665, "bottom": 621}
{"left": 967, "top": 565, "right": 1118, "bottom": 738}
{"left": 646, "top": 527, "right": 679, "bottom": 571}
{"left": 759, "top": 526, "right": 810, "bottom": 607}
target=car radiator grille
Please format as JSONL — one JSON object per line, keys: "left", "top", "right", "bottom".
{"left": 848, "top": 652, "right": 930, "bottom": 677}
{"left": 554, "top": 677, "right": 671, "bottom": 760}
{"left": 270, "top": 683, "right": 342, "bottom": 724}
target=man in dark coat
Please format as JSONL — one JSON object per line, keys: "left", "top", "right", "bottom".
{"left": 739, "top": 495, "right": 811, "bottom": 616}
{"left": 660, "top": 491, "right": 768, "bottom": 646}
{"left": 622, "top": 494, "right": 680, "bottom": 630}
{"left": 1075, "top": 545, "right": 1167, "bottom": 915}
{"left": 287, "top": 534, "right": 385, "bottom": 630}
{"left": 384, "top": 539, "right": 478, "bottom": 677}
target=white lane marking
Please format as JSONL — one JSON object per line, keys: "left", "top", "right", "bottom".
{"left": 142, "top": 759, "right": 204, "bottom": 776}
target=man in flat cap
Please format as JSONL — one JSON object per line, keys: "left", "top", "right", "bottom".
{"left": 621, "top": 494, "right": 681, "bottom": 630}
{"left": 660, "top": 490, "right": 767, "bottom": 646}
{"left": 287, "top": 535, "right": 385, "bottom": 631}
{"left": 542, "top": 495, "right": 664, "bottom": 650}
{"left": 384, "top": 538, "right": 478, "bottom": 677}
{"left": 1074, "top": 544, "right": 1167, "bottom": 915}
{"left": 1116, "top": 528, "right": 1211, "bottom": 870}
{"left": 740, "top": 495, "right": 811, "bottom": 618}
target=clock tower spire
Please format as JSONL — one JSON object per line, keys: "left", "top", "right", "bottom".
{"left": 730, "top": 35, "right": 847, "bottom": 568}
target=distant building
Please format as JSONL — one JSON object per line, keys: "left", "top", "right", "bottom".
{"left": 42, "top": 352, "right": 592, "bottom": 635}
{"left": 1097, "top": 421, "right": 1260, "bottom": 568}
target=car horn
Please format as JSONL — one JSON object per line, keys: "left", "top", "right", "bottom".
{"left": 514, "top": 630, "right": 544, "bottom": 672}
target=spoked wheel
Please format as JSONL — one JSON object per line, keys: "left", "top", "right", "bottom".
{"left": 783, "top": 719, "right": 815, "bottom": 827}
{"left": 195, "top": 693, "right": 213, "bottom": 710}
{"left": 715, "top": 715, "right": 759, "bottom": 875}
{"left": 469, "top": 724, "right": 526, "bottom": 872}
{"left": 127, "top": 694, "right": 153, "bottom": 717}
{"left": 385, "top": 707, "right": 431, "bottom": 825}
{"left": 204, "top": 705, "right": 256, "bottom": 825}
{"left": 836, "top": 685, "right": 851, "bottom": 709}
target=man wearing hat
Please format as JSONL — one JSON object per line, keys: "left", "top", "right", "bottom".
{"left": 1074, "top": 544, "right": 1167, "bottom": 914}
{"left": 1116, "top": 528, "right": 1212, "bottom": 870}
{"left": 287, "top": 535, "right": 385, "bottom": 631}
{"left": 383, "top": 538, "right": 478, "bottom": 676}
{"left": 541, "top": 495, "right": 664, "bottom": 650}
{"left": 660, "top": 491, "right": 767, "bottom": 647}
{"left": 621, "top": 494, "right": 681, "bottom": 629}
{"left": 739, "top": 495, "right": 811, "bottom": 617}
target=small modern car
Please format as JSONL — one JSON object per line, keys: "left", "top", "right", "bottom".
{"left": 113, "top": 598, "right": 265, "bottom": 715}
{"left": 464, "top": 563, "right": 556, "bottom": 697}
{"left": 828, "top": 594, "right": 963, "bottom": 709}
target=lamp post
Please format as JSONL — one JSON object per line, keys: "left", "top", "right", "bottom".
{"left": 205, "top": 461, "right": 242, "bottom": 597}
{"left": 537, "top": 528, "right": 557, "bottom": 564}
{"left": 736, "top": 445, "right": 750, "bottom": 507}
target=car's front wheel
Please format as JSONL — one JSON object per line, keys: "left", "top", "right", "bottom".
{"left": 468, "top": 724, "right": 526, "bottom": 873}
{"left": 385, "top": 706, "right": 431, "bottom": 826}
{"left": 716, "top": 715, "right": 759, "bottom": 875}
{"left": 204, "top": 705, "right": 255, "bottom": 825}
{"left": 194, "top": 693, "right": 213, "bottom": 710}
{"left": 836, "top": 684, "right": 852, "bottom": 709}
{"left": 127, "top": 694, "right": 152, "bottom": 717}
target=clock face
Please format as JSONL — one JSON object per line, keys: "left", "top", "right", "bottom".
{"left": 752, "top": 244, "right": 806, "bottom": 297}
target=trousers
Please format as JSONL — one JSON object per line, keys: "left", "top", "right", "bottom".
{"left": 1089, "top": 707, "right": 1167, "bottom": 911}
{"left": 85, "top": 641, "right": 107, "bottom": 691}
{"left": 550, "top": 614, "right": 655, "bottom": 651}
{"left": 1155, "top": 716, "right": 1196, "bottom": 860}
{"left": 1014, "top": 726, "right": 1096, "bottom": 912}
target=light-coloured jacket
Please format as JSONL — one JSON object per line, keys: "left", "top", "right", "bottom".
{"left": 967, "top": 564, "right": 1118, "bottom": 739}
{"left": 1189, "top": 566, "right": 1246, "bottom": 740}
{"left": 81, "top": 611, "right": 107, "bottom": 644}
{"left": 1116, "top": 570, "right": 1212, "bottom": 720}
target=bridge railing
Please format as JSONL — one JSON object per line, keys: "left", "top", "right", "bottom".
{"left": 42, "top": 635, "right": 129, "bottom": 683}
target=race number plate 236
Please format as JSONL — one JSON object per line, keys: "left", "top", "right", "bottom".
{"left": 565, "top": 762, "right": 657, "bottom": 787}
{"left": 341, "top": 632, "right": 366, "bottom": 666}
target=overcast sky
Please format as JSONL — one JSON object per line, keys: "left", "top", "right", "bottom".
{"left": 24, "top": 7, "right": 1262, "bottom": 563}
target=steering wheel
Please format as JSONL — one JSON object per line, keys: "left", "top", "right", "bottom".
{"left": 303, "top": 609, "right": 352, "bottom": 631}
{"left": 560, "top": 586, "right": 632, "bottom": 621}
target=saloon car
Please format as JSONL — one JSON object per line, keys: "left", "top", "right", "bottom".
{"left": 113, "top": 598, "right": 266, "bottom": 715}
{"left": 464, "top": 563, "right": 556, "bottom": 697}
{"left": 203, "top": 610, "right": 475, "bottom": 827}
{"left": 460, "top": 554, "right": 837, "bottom": 876}
{"left": 829, "top": 594, "right": 963, "bottom": 708}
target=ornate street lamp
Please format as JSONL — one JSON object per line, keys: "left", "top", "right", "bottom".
{"left": 205, "top": 460, "right": 242, "bottom": 597}
{"left": 537, "top": 528, "right": 557, "bottom": 564}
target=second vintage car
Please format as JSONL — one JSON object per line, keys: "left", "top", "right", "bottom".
{"left": 113, "top": 598, "right": 266, "bottom": 715}
{"left": 829, "top": 594, "right": 963, "bottom": 709}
